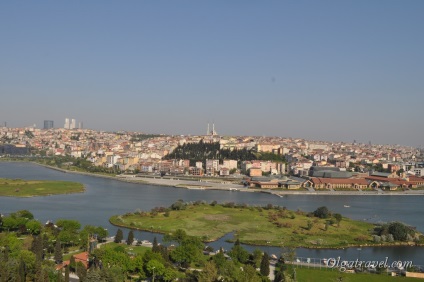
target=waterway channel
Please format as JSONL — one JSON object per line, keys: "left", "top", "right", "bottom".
{"left": 1, "top": 162, "right": 423, "bottom": 265}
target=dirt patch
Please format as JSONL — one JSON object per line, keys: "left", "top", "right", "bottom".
{"left": 204, "top": 214, "right": 229, "bottom": 221}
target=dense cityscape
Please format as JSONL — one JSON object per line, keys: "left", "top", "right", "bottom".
{"left": 1, "top": 119, "right": 424, "bottom": 193}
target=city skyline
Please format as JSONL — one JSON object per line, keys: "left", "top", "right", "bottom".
{"left": 1, "top": 1, "right": 423, "bottom": 147}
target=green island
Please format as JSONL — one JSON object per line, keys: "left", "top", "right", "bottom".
{"left": 0, "top": 178, "right": 84, "bottom": 197}
{"left": 110, "top": 201, "right": 423, "bottom": 248}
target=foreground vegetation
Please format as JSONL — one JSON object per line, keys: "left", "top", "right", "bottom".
{"left": 0, "top": 210, "right": 109, "bottom": 281}
{"left": 0, "top": 178, "right": 84, "bottom": 197}
{"left": 110, "top": 201, "right": 422, "bottom": 248}
{"left": 1, "top": 209, "right": 422, "bottom": 281}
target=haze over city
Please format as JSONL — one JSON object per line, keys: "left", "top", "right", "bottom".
{"left": 1, "top": 1, "right": 423, "bottom": 147}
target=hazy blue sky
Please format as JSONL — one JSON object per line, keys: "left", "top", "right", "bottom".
{"left": 1, "top": 1, "right": 423, "bottom": 147}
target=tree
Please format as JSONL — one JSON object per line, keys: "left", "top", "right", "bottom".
{"left": 229, "top": 242, "right": 249, "bottom": 264}
{"left": 260, "top": 252, "right": 270, "bottom": 277}
{"left": 18, "top": 258, "right": 26, "bottom": 282}
{"left": 58, "top": 230, "right": 79, "bottom": 246}
{"left": 313, "top": 206, "right": 330, "bottom": 219}
{"left": 68, "top": 255, "right": 76, "bottom": 273}
{"left": 212, "top": 250, "right": 227, "bottom": 271}
{"left": 65, "top": 266, "right": 70, "bottom": 282}
{"left": 325, "top": 221, "right": 329, "bottom": 231}
{"left": 251, "top": 249, "right": 263, "bottom": 268}
{"left": 56, "top": 269, "right": 64, "bottom": 282}
{"left": 54, "top": 240, "right": 63, "bottom": 264}
{"left": 84, "top": 269, "right": 102, "bottom": 282}
{"left": 152, "top": 237, "right": 160, "bottom": 253}
{"left": 56, "top": 219, "right": 81, "bottom": 232}
{"left": 31, "top": 235, "right": 44, "bottom": 262}
{"left": 306, "top": 220, "right": 313, "bottom": 230}
{"left": 114, "top": 229, "right": 123, "bottom": 243}
{"left": 126, "top": 230, "right": 134, "bottom": 245}
{"left": 171, "top": 239, "right": 203, "bottom": 265}
{"left": 15, "top": 210, "right": 34, "bottom": 220}
{"left": 388, "top": 222, "right": 410, "bottom": 241}
{"left": 76, "top": 261, "right": 87, "bottom": 281}
{"left": 146, "top": 259, "right": 165, "bottom": 281}
{"left": 198, "top": 261, "right": 218, "bottom": 282}
{"left": 334, "top": 213, "right": 342, "bottom": 227}
{"left": 26, "top": 220, "right": 42, "bottom": 235}
{"left": 163, "top": 268, "right": 183, "bottom": 282}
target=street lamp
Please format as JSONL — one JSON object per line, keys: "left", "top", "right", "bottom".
{"left": 152, "top": 266, "right": 155, "bottom": 282}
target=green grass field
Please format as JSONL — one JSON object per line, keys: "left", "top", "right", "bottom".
{"left": 0, "top": 178, "right": 84, "bottom": 197}
{"left": 110, "top": 204, "right": 383, "bottom": 248}
{"left": 100, "top": 242, "right": 151, "bottom": 256}
{"left": 295, "top": 268, "right": 422, "bottom": 282}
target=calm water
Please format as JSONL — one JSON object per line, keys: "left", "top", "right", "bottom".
{"left": 1, "top": 162, "right": 423, "bottom": 265}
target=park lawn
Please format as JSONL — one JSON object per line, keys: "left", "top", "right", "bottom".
{"left": 0, "top": 178, "right": 84, "bottom": 197}
{"left": 110, "top": 204, "right": 378, "bottom": 248}
{"left": 100, "top": 242, "right": 151, "bottom": 256}
{"left": 295, "top": 268, "right": 422, "bottom": 282}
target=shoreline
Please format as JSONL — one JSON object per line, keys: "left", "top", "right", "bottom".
{"left": 109, "top": 217, "right": 424, "bottom": 250}
{"left": 4, "top": 160, "right": 424, "bottom": 196}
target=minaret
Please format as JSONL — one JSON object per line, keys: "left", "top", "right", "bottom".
{"left": 207, "top": 123, "right": 210, "bottom": 136}
{"left": 212, "top": 123, "right": 215, "bottom": 136}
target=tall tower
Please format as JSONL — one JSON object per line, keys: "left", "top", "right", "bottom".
{"left": 64, "top": 118, "right": 70, "bottom": 129}
{"left": 70, "top": 119, "right": 76, "bottom": 129}
{"left": 44, "top": 120, "right": 54, "bottom": 129}
{"left": 207, "top": 123, "right": 210, "bottom": 135}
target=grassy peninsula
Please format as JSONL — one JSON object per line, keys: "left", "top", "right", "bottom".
{"left": 109, "top": 201, "right": 418, "bottom": 248}
{"left": 0, "top": 178, "right": 84, "bottom": 197}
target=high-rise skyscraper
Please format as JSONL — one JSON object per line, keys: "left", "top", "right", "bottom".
{"left": 43, "top": 120, "right": 54, "bottom": 129}
{"left": 64, "top": 118, "right": 70, "bottom": 129}
{"left": 70, "top": 119, "right": 76, "bottom": 129}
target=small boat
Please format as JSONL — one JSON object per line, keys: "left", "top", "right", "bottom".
{"left": 344, "top": 205, "right": 350, "bottom": 208}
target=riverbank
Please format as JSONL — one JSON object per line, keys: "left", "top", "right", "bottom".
{"left": 5, "top": 160, "right": 424, "bottom": 196}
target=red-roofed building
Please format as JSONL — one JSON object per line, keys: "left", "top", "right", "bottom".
{"left": 56, "top": 252, "right": 89, "bottom": 271}
{"left": 307, "top": 177, "right": 369, "bottom": 190}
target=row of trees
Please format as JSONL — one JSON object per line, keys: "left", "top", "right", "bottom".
{"left": 106, "top": 228, "right": 278, "bottom": 281}
{"left": 1, "top": 209, "right": 280, "bottom": 281}
{"left": 0, "top": 210, "right": 109, "bottom": 281}
{"left": 163, "top": 141, "right": 286, "bottom": 167}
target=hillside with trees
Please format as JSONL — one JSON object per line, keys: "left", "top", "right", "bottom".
{"left": 163, "top": 141, "right": 285, "bottom": 166}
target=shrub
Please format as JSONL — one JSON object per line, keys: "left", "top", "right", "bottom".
{"left": 313, "top": 206, "right": 330, "bottom": 219}
{"left": 373, "top": 235, "right": 381, "bottom": 243}
{"left": 388, "top": 222, "right": 410, "bottom": 241}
